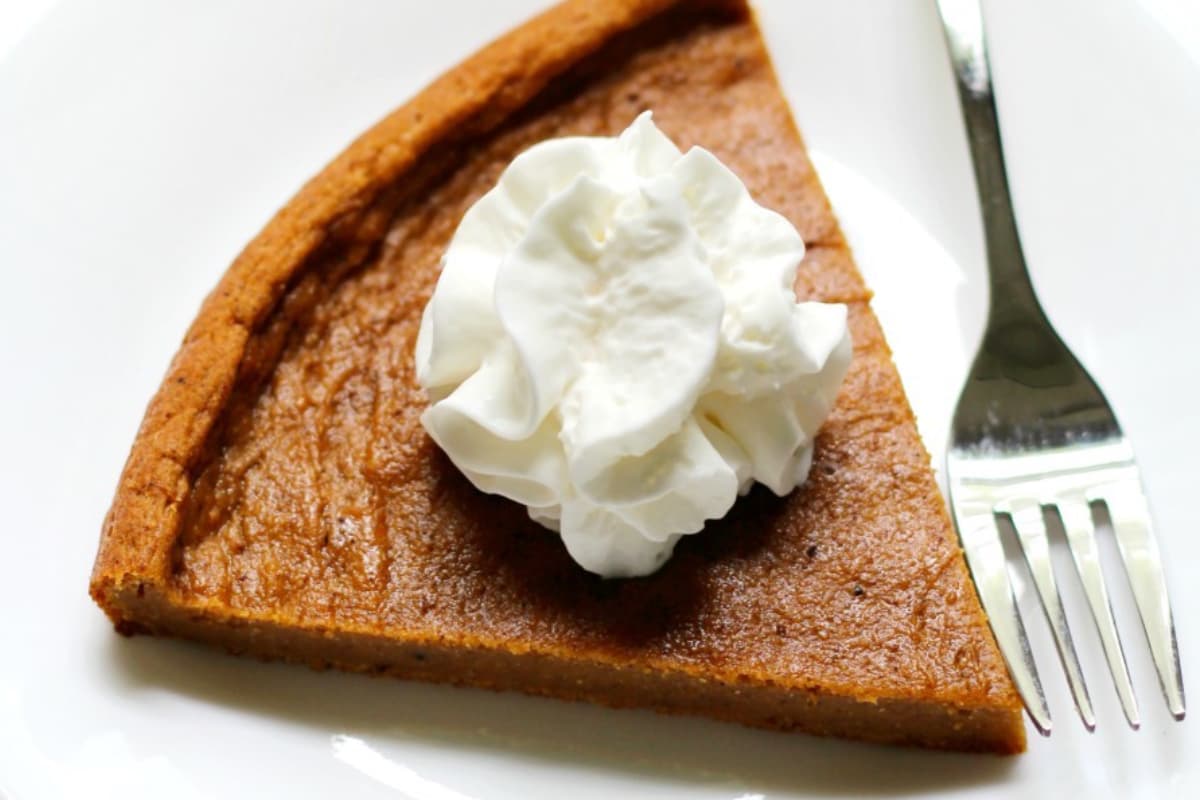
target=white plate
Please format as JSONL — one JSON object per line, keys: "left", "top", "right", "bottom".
{"left": 1, "top": 1, "right": 1198, "bottom": 797}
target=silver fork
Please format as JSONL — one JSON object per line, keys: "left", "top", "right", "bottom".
{"left": 935, "top": 0, "right": 1185, "bottom": 734}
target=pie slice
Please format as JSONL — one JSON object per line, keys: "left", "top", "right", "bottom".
{"left": 90, "top": 0, "right": 1025, "bottom": 753}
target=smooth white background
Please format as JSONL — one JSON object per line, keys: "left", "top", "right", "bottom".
{"left": 1, "top": 1, "right": 1198, "bottom": 797}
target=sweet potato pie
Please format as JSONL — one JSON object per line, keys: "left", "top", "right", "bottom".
{"left": 90, "top": 0, "right": 1026, "bottom": 753}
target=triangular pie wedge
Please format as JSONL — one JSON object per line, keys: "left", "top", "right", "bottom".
{"left": 91, "top": 0, "right": 1025, "bottom": 753}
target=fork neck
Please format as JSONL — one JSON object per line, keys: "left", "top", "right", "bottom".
{"left": 958, "top": 86, "right": 1044, "bottom": 319}
{"left": 939, "top": 0, "right": 1045, "bottom": 320}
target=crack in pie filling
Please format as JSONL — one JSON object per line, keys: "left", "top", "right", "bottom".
{"left": 90, "top": 0, "right": 1026, "bottom": 753}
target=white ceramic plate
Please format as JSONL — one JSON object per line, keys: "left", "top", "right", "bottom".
{"left": 2, "top": 1, "right": 1198, "bottom": 797}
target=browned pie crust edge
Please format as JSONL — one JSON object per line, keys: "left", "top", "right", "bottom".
{"left": 90, "top": 0, "right": 1026, "bottom": 754}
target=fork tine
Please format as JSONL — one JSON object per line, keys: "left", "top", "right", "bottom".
{"left": 1093, "top": 477, "right": 1187, "bottom": 720}
{"left": 951, "top": 490, "right": 1052, "bottom": 735}
{"left": 1053, "top": 499, "right": 1140, "bottom": 728}
{"left": 1006, "top": 500, "right": 1095, "bottom": 730}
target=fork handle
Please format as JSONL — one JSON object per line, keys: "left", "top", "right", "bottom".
{"left": 935, "top": 0, "right": 1041, "bottom": 312}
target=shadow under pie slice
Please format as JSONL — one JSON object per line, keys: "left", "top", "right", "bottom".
{"left": 90, "top": 0, "right": 1026, "bottom": 754}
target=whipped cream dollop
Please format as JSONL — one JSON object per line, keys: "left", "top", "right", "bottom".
{"left": 415, "top": 113, "right": 851, "bottom": 578}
